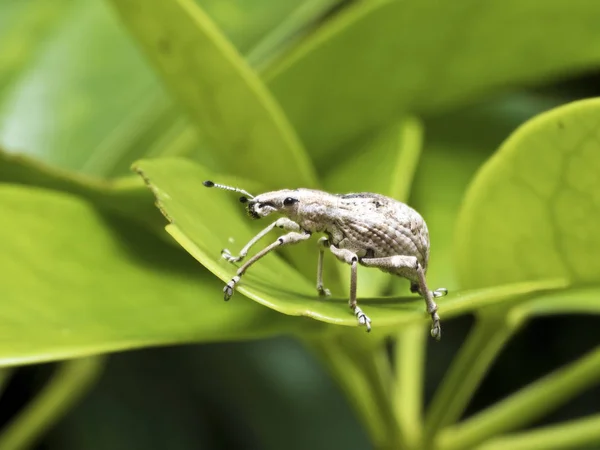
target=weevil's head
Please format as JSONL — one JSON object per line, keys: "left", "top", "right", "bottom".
{"left": 203, "top": 180, "right": 302, "bottom": 220}
{"left": 244, "top": 190, "right": 300, "bottom": 219}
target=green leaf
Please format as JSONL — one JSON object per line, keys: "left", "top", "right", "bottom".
{"left": 0, "top": 0, "right": 171, "bottom": 176}
{"left": 266, "top": 0, "right": 600, "bottom": 161}
{"left": 134, "top": 157, "right": 568, "bottom": 329}
{"left": 455, "top": 98, "right": 600, "bottom": 289}
{"left": 0, "top": 149, "right": 163, "bottom": 233}
{"left": 413, "top": 93, "right": 569, "bottom": 291}
{"left": 0, "top": 184, "right": 321, "bottom": 366}
{"left": 108, "top": 0, "right": 317, "bottom": 189}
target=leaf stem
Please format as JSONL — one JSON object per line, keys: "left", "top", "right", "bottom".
{"left": 474, "top": 413, "right": 600, "bottom": 450}
{"left": 0, "top": 357, "right": 104, "bottom": 450}
{"left": 391, "top": 116, "right": 424, "bottom": 202}
{"left": 438, "top": 344, "right": 600, "bottom": 450}
{"left": 305, "top": 333, "right": 401, "bottom": 449}
{"left": 393, "top": 324, "right": 427, "bottom": 449}
{"left": 424, "top": 308, "right": 519, "bottom": 444}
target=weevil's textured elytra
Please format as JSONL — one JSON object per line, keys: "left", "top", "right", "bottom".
{"left": 203, "top": 180, "right": 448, "bottom": 339}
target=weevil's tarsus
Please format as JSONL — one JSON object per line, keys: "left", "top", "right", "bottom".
{"left": 316, "top": 237, "right": 331, "bottom": 297}
{"left": 203, "top": 180, "right": 255, "bottom": 200}
{"left": 223, "top": 231, "right": 311, "bottom": 301}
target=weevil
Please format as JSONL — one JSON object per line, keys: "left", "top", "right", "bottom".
{"left": 203, "top": 180, "right": 448, "bottom": 339}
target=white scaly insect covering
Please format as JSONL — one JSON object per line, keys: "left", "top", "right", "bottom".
{"left": 204, "top": 181, "right": 448, "bottom": 339}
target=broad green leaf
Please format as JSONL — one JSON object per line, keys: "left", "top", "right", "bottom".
{"left": 0, "top": 184, "right": 324, "bottom": 367}
{"left": 456, "top": 98, "right": 600, "bottom": 289}
{"left": 134, "top": 157, "right": 568, "bottom": 329}
{"left": 109, "top": 0, "right": 317, "bottom": 189}
{"left": 414, "top": 93, "right": 569, "bottom": 291}
{"left": 266, "top": 0, "right": 600, "bottom": 161}
{"left": 0, "top": 0, "right": 170, "bottom": 176}
{"left": 0, "top": 149, "right": 163, "bottom": 233}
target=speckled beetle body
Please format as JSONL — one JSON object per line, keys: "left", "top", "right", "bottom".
{"left": 203, "top": 181, "right": 447, "bottom": 339}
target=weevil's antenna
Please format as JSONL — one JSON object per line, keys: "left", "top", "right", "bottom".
{"left": 203, "top": 180, "right": 255, "bottom": 201}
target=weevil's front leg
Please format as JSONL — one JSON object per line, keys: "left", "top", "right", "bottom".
{"left": 316, "top": 237, "right": 331, "bottom": 297}
{"left": 222, "top": 218, "right": 300, "bottom": 263}
{"left": 223, "top": 231, "right": 311, "bottom": 300}
{"left": 360, "top": 255, "right": 444, "bottom": 340}
{"left": 328, "top": 246, "right": 371, "bottom": 332}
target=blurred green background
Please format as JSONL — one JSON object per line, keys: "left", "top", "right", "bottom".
{"left": 1, "top": 0, "right": 600, "bottom": 449}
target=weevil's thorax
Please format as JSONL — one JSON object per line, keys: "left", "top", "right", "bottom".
{"left": 328, "top": 193, "right": 431, "bottom": 269}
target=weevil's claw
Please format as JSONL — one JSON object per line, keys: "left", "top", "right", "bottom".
{"left": 433, "top": 287, "right": 448, "bottom": 298}
{"left": 221, "top": 249, "right": 242, "bottom": 264}
{"left": 223, "top": 285, "right": 233, "bottom": 301}
{"left": 430, "top": 322, "right": 441, "bottom": 341}
{"left": 317, "top": 286, "right": 331, "bottom": 297}
{"left": 223, "top": 276, "right": 239, "bottom": 301}
{"left": 353, "top": 306, "right": 372, "bottom": 332}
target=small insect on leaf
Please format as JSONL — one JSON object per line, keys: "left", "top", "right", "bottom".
{"left": 204, "top": 181, "right": 447, "bottom": 338}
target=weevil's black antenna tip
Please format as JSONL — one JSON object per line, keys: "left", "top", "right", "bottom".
{"left": 204, "top": 181, "right": 254, "bottom": 199}
{"left": 239, "top": 196, "right": 248, "bottom": 203}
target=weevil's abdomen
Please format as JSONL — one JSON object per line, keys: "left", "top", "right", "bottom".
{"left": 330, "top": 194, "right": 430, "bottom": 270}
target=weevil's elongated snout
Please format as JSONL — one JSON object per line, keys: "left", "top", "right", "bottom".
{"left": 244, "top": 200, "right": 261, "bottom": 219}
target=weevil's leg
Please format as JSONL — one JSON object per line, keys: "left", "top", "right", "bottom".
{"left": 328, "top": 246, "right": 371, "bottom": 332}
{"left": 222, "top": 218, "right": 300, "bottom": 263}
{"left": 223, "top": 231, "right": 311, "bottom": 300}
{"left": 316, "top": 237, "right": 331, "bottom": 297}
{"left": 360, "top": 255, "right": 442, "bottom": 340}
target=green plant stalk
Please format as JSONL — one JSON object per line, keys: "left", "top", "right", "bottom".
{"left": 393, "top": 324, "right": 426, "bottom": 450}
{"left": 438, "top": 344, "right": 600, "bottom": 450}
{"left": 0, "top": 357, "right": 104, "bottom": 450}
{"left": 390, "top": 116, "right": 424, "bottom": 202}
{"left": 306, "top": 334, "right": 401, "bottom": 450}
{"left": 247, "top": 0, "right": 345, "bottom": 71}
{"left": 474, "top": 413, "right": 600, "bottom": 450}
{"left": 424, "top": 308, "right": 520, "bottom": 443}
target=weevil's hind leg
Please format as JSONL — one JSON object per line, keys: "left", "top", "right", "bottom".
{"left": 222, "top": 218, "right": 300, "bottom": 263}
{"left": 349, "top": 257, "right": 371, "bottom": 332}
{"left": 360, "top": 255, "right": 444, "bottom": 340}
{"left": 223, "top": 231, "right": 311, "bottom": 300}
{"left": 316, "top": 237, "right": 331, "bottom": 297}
{"left": 328, "top": 246, "right": 371, "bottom": 332}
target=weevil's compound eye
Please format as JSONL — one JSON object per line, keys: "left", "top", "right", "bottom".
{"left": 283, "top": 197, "right": 298, "bottom": 206}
